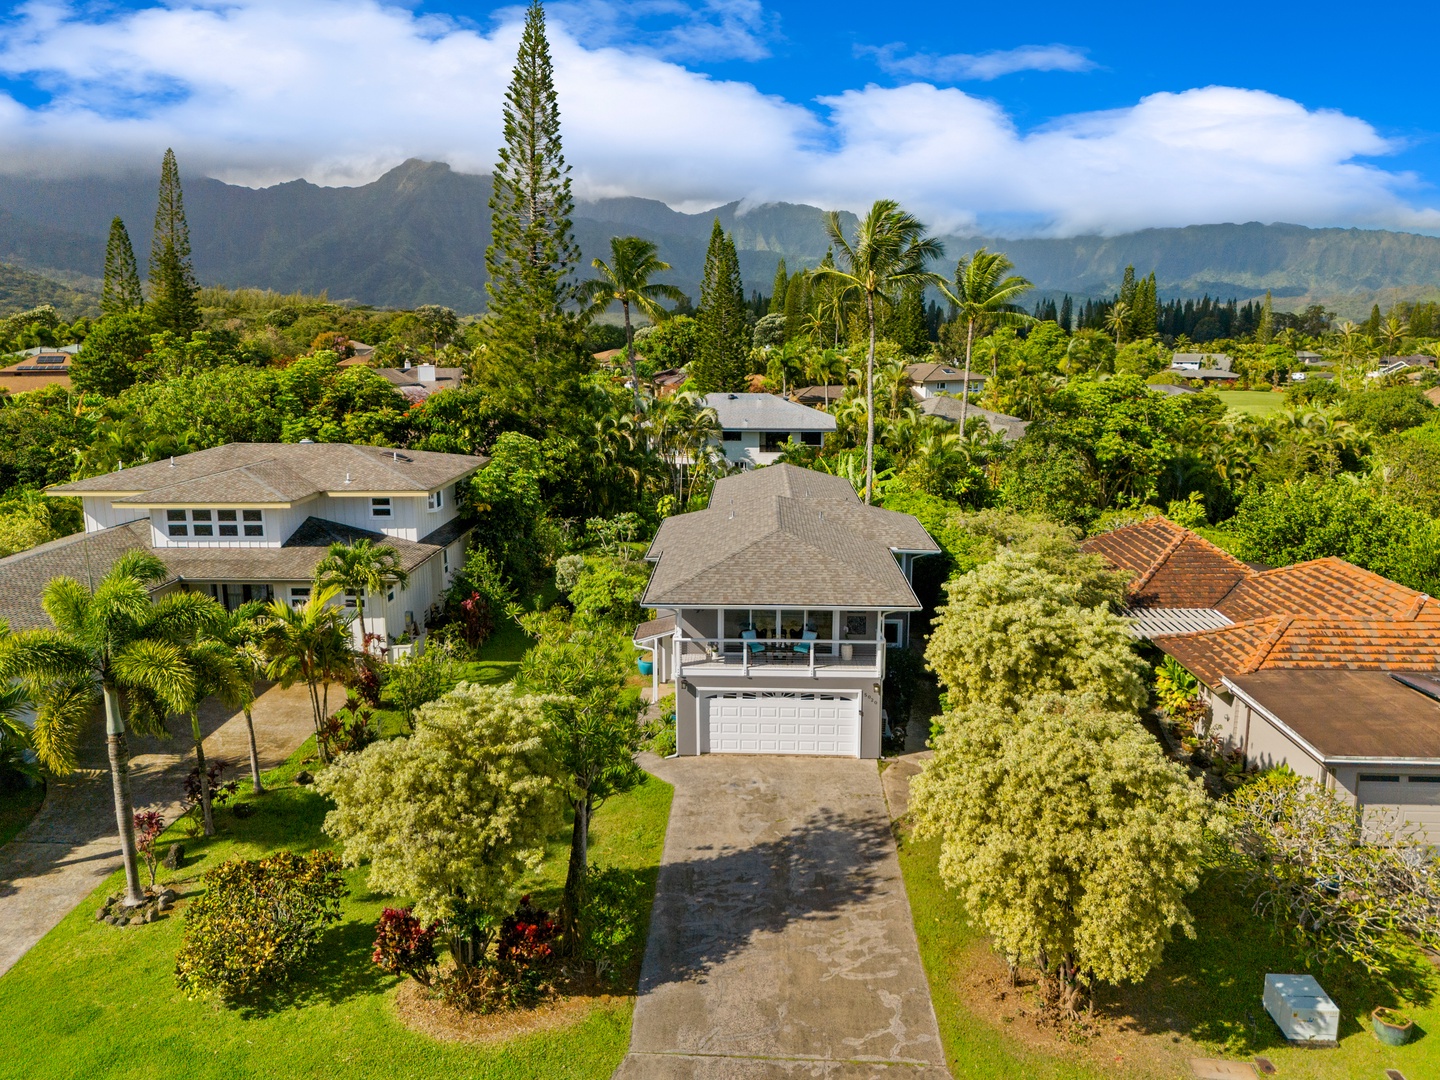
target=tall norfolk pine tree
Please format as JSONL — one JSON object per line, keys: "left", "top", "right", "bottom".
{"left": 149, "top": 149, "right": 200, "bottom": 336}
{"left": 101, "top": 218, "right": 144, "bottom": 315}
{"left": 690, "top": 219, "right": 749, "bottom": 393}
{"left": 480, "top": 0, "right": 585, "bottom": 421}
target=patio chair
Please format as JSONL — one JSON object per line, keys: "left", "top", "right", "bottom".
{"left": 740, "top": 629, "right": 765, "bottom": 658}
{"left": 792, "top": 629, "right": 818, "bottom": 659}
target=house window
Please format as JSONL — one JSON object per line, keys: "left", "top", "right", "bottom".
{"left": 217, "top": 509, "right": 238, "bottom": 537}
{"left": 290, "top": 586, "right": 311, "bottom": 609}
{"left": 1360, "top": 774, "right": 1401, "bottom": 783}
{"left": 1410, "top": 776, "right": 1440, "bottom": 783}
{"left": 242, "top": 509, "right": 264, "bottom": 537}
{"left": 191, "top": 509, "right": 213, "bottom": 537}
{"left": 442, "top": 547, "right": 450, "bottom": 575}
{"left": 166, "top": 509, "right": 187, "bottom": 538}
{"left": 801, "top": 431, "right": 822, "bottom": 446}
{"left": 762, "top": 432, "right": 790, "bottom": 453}
{"left": 721, "top": 430, "right": 740, "bottom": 442}
{"left": 371, "top": 498, "right": 392, "bottom": 518}
{"left": 427, "top": 488, "right": 444, "bottom": 512}
{"left": 387, "top": 587, "right": 396, "bottom": 602}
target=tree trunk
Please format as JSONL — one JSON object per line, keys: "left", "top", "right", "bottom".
{"left": 864, "top": 291, "right": 877, "bottom": 505}
{"left": 190, "top": 712, "right": 215, "bottom": 837}
{"left": 244, "top": 706, "right": 264, "bottom": 794}
{"left": 959, "top": 320, "right": 975, "bottom": 436}
{"left": 103, "top": 683, "right": 146, "bottom": 907}
{"left": 355, "top": 593, "right": 367, "bottom": 656}
{"left": 624, "top": 300, "right": 641, "bottom": 417}
{"left": 561, "top": 795, "right": 590, "bottom": 952}
{"left": 309, "top": 677, "right": 330, "bottom": 764}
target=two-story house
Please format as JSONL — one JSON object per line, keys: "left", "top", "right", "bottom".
{"left": 904, "top": 362, "right": 985, "bottom": 400}
{"left": 1, "top": 442, "right": 487, "bottom": 647}
{"left": 633, "top": 464, "right": 938, "bottom": 758}
{"left": 704, "top": 393, "right": 837, "bottom": 467}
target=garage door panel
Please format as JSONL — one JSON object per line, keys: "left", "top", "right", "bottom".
{"left": 1358, "top": 777, "right": 1440, "bottom": 844}
{"left": 703, "top": 692, "right": 859, "bottom": 756}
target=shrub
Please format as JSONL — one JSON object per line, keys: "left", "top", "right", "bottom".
{"left": 372, "top": 907, "right": 438, "bottom": 987}
{"left": 181, "top": 760, "right": 237, "bottom": 835}
{"left": 133, "top": 810, "right": 164, "bottom": 889}
{"left": 641, "top": 693, "right": 677, "bottom": 756}
{"left": 174, "top": 850, "right": 346, "bottom": 1002}
{"left": 385, "top": 648, "right": 460, "bottom": 730}
{"left": 497, "top": 895, "right": 559, "bottom": 966}
{"left": 580, "top": 865, "right": 649, "bottom": 984}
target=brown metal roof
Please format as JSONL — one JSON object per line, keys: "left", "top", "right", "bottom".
{"left": 642, "top": 464, "right": 936, "bottom": 609}
{"left": 1227, "top": 670, "right": 1440, "bottom": 761}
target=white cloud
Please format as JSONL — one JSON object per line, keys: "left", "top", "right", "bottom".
{"left": 860, "top": 42, "right": 1096, "bottom": 81}
{"left": 0, "top": 0, "right": 1435, "bottom": 236}
{"left": 545, "top": 0, "right": 776, "bottom": 61}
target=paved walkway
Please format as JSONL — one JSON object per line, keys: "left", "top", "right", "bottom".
{"left": 0, "top": 682, "right": 315, "bottom": 976}
{"left": 614, "top": 755, "right": 951, "bottom": 1080}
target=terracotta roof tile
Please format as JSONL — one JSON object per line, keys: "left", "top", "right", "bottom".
{"left": 1080, "top": 517, "right": 1252, "bottom": 607}
{"left": 1217, "top": 557, "right": 1438, "bottom": 622}
{"left": 1155, "top": 617, "right": 1440, "bottom": 689}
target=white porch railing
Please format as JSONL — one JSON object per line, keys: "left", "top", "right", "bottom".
{"left": 675, "top": 636, "right": 882, "bottom": 676}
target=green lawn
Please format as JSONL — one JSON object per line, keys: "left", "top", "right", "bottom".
{"left": 0, "top": 783, "right": 44, "bottom": 847}
{"left": 0, "top": 746, "right": 673, "bottom": 1080}
{"left": 1217, "top": 389, "right": 1289, "bottom": 416}
{"left": 899, "top": 830, "right": 1440, "bottom": 1079}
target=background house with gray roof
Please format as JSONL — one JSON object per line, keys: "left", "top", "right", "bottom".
{"left": 7, "top": 442, "right": 487, "bottom": 648}
{"left": 633, "top": 463, "right": 937, "bottom": 759}
{"left": 703, "top": 393, "right": 837, "bottom": 467}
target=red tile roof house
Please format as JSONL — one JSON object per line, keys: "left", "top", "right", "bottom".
{"left": 1083, "top": 516, "right": 1440, "bottom": 839}
{"left": 633, "top": 464, "right": 939, "bottom": 758}
{"left": 1, "top": 443, "right": 486, "bottom": 653}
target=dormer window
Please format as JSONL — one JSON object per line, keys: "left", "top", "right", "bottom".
{"left": 167, "top": 510, "right": 187, "bottom": 537}
{"left": 427, "top": 488, "right": 444, "bottom": 512}
{"left": 242, "top": 510, "right": 264, "bottom": 537}
{"left": 165, "top": 507, "right": 264, "bottom": 539}
{"left": 371, "top": 498, "right": 392, "bottom": 519}
{"left": 218, "top": 510, "right": 238, "bottom": 537}
{"left": 192, "top": 509, "right": 213, "bottom": 537}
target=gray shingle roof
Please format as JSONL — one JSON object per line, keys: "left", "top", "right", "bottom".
{"left": 702, "top": 393, "right": 836, "bottom": 432}
{"left": 642, "top": 464, "right": 936, "bottom": 609}
{"left": 905, "top": 362, "right": 983, "bottom": 384}
{"left": 51, "top": 443, "right": 487, "bottom": 500}
{"left": 918, "top": 397, "right": 1029, "bottom": 441}
{"left": 0, "top": 516, "right": 471, "bottom": 631}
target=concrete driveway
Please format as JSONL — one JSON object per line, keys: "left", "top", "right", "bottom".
{"left": 613, "top": 755, "right": 951, "bottom": 1080}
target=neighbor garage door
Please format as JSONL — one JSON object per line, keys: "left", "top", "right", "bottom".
{"left": 1357, "top": 774, "right": 1440, "bottom": 843}
{"left": 702, "top": 691, "right": 860, "bottom": 756}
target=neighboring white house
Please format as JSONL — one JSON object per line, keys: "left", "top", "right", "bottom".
{"left": 1170, "top": 352, "right": 1233, "bottom": 372}
{"left": 905, "top": 362, "right": 985, "bottom": 399}
{"left": 11, "top": 442, "right": 487, "bottom": 651}
{"left": 704, "top": 393, "right": 836, "bottom": 467}
{"left": 632, "top": 464, "right": 938, "bottom": 758}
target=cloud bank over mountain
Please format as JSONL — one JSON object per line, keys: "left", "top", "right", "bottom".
{"left": 0, "top": 0, "right": 1436, "bottom": 236}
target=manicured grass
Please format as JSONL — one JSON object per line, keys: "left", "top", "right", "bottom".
{"left": 0, "top": 782, "right": 44, "bottom": 847}
{"left": 0, "top": 747, "right": 673, "bottom": 1080}
{"left": 898, "top": 830, "right": 1440, "bottom": 1078}
{"left": 1216, "top": 389, "right": 1288, "bottom": 416}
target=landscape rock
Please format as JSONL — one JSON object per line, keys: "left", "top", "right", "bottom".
{"left": 163, "top": 843, "right": 185, "bottom": 870}
{"left": 233, "top": 802, "right": 254, "bottom": 819}
{"left": 295, "top": 770, "right": 314, "bottom": 786}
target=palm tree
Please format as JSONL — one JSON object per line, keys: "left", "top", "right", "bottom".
{"left": 178, "top": 637, "right": 247, "bottom": 836}
{"left": 934, "top": 249, "right": 1035, "bottom": 435}
{"left": 578, "top": 236, "right": 686, "bottom": 415}
{"left": 258, "top": 585, "right": 353, "bottom": 764}
{"left": 1381, "top": 313, "right": 1409, "bottom": 355}
{"left": 1105, "top": 301, "right": 1130, "bottom": 347}
{"left": 0, "top": 552, "right": 206, "bottom": 906}
{"left": 213, "top": 602, "right": 268, "bottom": 794}
{"left": 313, "top": 539, "right": 409, "bottom": 656}
{"left": 813, "top": 201, "right": 942, "bottom": 503}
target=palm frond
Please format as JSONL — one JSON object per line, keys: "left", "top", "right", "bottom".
{"left": 112, "top": 637, "right": 195, "bottom": 717}
{"left": 30, "top": 676, "right": 95, "bottom": 774}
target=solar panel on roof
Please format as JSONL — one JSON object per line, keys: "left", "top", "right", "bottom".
{"left": 34, "top": 354, "right": 66, "bottom": 365}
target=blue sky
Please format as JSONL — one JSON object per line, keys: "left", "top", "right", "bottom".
{"left": 0, "top": 0, "right": 1436, "bottom": 236}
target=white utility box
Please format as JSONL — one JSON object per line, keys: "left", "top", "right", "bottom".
{"left": 1263, "top": 973, "right": 1339, "bottom": 1044}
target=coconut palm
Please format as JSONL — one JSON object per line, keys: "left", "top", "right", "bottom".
{"left": 578, "top": 236, "right": 686, "bottom": 415}
{"left": 0, "top": 552, "right": 208, "bottom": 906}
{"left": 934, "top": 249, "right": 1035, "bottom": 436}
{"left": 1104, "top": 301, "right": 1131, "bottom": 347}
{"left": 1381, "top": 313, "right": 1410, "bottom": 355}
{"left": 313, "top": 539, "right": 409, "bottom": 656}
{"left": 257, "top": 585, "right": 353, "bottom": 765}
{"left": 813, "top": 201, "right": 943, "bottom": 503}
{"left": 177, "top": 637, "right": 248, "bottom": 836}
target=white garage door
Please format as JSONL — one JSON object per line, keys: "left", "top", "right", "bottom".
{"left": 703, "top": 691, "right": 860, "bottom": 756}
{"left": 1357, "top": 774, "right": 1440, "bottom": 843}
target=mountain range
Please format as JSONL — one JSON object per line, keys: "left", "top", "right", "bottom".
{"left": 3, "top": 159, "right": 1440, "bottom": 318}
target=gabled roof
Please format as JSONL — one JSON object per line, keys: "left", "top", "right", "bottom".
{"left": 1154, "top": 616, "right": 1440, "bottom": 689}
{"left": 905, "top": 362, "right": 984, "bottom": 384}
{"left": 642, "top": 464, "right": 936, "bottom": 609}
{"left": 702, "top": 393, "right": 836, "bottom": 432}
{"left": 918, "top": 397, "right": 1029, "bottom": 441}
{"left": 50, "top": 443, "right": 487, "bottom": 501}
{"left": 1218, "top": 558, "right": 1440, "bottom": 623}
{"left": 1081, "top": 516, "right": 1252, "bottom": 608}
{"left": 0, "top": 520, "right": 157, "bottom": 630}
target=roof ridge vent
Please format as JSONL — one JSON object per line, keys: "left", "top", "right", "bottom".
{"left": 345, "top": 472, "right": 352, "bottom": 484}
{"left": 169, "top": 457, "right": 175, "bottom": 468}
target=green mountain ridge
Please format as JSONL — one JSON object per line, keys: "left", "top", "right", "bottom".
{"left": 3, "top": 159, "right": 1438, "bottom": 317}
